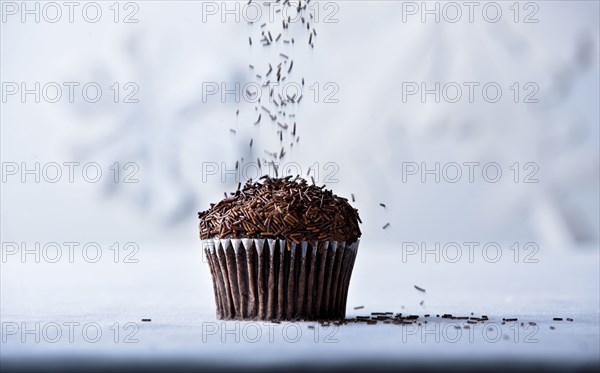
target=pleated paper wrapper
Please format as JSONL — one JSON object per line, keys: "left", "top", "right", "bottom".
{"left": 202, "top": 238, "right": 359, "bottom": 321}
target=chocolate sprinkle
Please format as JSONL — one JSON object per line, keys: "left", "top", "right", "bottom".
{"left": 198, "top": 176, "right": 361, "bottom": 244}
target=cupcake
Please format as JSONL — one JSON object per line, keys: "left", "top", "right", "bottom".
{"left": 198, "top": 176, "right": 361, "bottom": 321}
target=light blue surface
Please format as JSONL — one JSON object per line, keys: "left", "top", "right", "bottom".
{"left": 1, "top": 244, "right": 598, "bottom": 366}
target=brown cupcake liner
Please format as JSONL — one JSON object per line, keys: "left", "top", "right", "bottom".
{"left": 202, "top": 238, "right": 359, "bottom": 321}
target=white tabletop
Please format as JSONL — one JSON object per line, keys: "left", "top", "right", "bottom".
{"left": 1, "top": 243, "right": 598, "bottom": 371}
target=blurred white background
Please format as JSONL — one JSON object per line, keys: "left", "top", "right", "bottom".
{"left": 1, "top": 1, "right": 598, "bottom": 250}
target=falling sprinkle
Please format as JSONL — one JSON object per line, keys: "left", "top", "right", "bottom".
{"left": 414, "top": 285, "right": 426, "bottom": 292}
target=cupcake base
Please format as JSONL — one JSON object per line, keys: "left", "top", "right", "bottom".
{"left": 203, "top": 238, "right": 359, "bottom": 321}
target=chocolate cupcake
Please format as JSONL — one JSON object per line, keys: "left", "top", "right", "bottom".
{"left": 198, "top": 176, "right": 361, "bottom": 321}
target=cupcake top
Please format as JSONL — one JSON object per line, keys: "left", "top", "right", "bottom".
{"left": 198, "top": 176, "right": 362, "bottom": 244}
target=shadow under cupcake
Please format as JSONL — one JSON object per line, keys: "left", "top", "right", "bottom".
{"left": 198, "top": 176, "right": 362, "bottom": 321}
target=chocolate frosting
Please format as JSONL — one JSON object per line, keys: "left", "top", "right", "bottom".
{"left": 198, "top": 176, "right": 361, "bottom": 243}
